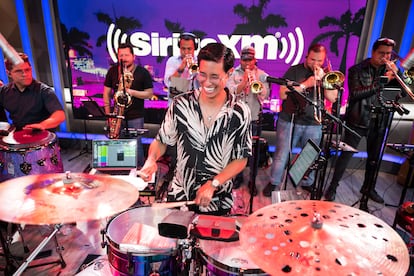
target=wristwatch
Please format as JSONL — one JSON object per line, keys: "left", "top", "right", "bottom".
{"left": 211, "top": 178, "right": 220, "bottom": 189}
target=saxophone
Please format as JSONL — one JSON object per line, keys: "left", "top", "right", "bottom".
{"left": 108, "top": 64, "right": 133, "bottom": 139}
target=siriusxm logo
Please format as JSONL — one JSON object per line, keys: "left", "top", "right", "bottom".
{"left": 106, "top": 23, "right": 304, "bottom": 65}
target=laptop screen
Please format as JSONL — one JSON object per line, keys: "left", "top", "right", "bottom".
{"left": 288, "top": 139, "right": 321, "bottom": 187}
{"left": 92, "top": 139, "right": 137, "bottom": 170}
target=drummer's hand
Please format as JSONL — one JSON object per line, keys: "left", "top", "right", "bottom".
{"left": 195, "top": 181, "right": 215, "bottom": 207}
{"left": 23, "top": 124, "right": 45, "bottom": 131}
{"left": 137, "top": 159, "right": 157, "bottom": 182}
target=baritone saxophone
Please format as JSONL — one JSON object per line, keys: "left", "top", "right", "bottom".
{"left": 108, "top": 65, "right": 133, "bottom": 139}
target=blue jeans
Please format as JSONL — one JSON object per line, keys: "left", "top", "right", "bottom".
{"left": 124, "top": 117, "right": 145, "bottom": 167}
{"left": 270, "top": 118, "right": 322, "bottom": 187}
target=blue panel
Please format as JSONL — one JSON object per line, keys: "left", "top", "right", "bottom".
{"left": 41, "top": 0, "right": 67, "bottom": 131}
{"left": 399, "top": 1, "right": 414, "bottom": 59}
{"left": 15, "top": 0, "right": 36, "bottom": 79}
{"left": 368, "top": 0, "right": 388, "bottom": 52}
{"left": 0, "top": 52, "right": 7, "bottom": 84}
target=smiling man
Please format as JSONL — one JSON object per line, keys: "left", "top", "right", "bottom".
{"left": 139, "top": 43, "right": 252, "bottom": 215}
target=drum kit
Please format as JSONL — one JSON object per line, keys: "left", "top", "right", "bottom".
{"left": 0, "top": 128, "right": 410, "bottom": 275}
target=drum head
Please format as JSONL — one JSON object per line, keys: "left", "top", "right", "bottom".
{"left": 106, "top": 207, "right": 177, "bottom": 254}
{"left": 1, "top": 130, "right": 55, "bottom": 150}
{"left": 199, "top": 239, "right": 265, "bottom": 274}
{"left": 0, "top": 122, "right": 10, "bottom": 130}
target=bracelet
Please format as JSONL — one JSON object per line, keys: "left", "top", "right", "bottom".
{"left": 177, "top": 68, "right": 184, "bottom": 74}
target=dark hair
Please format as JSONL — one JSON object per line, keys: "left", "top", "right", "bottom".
{"left": 118, "top": 43, "right": 134, "bottom": 55}
{"left": 307, "top": 43, "right": 326, "bottom": 55}
{"left": 373, "top": 37, "right": 396, "bottom": 51}
{"left": 178, "top": 32, "right": 199, "bottom": 49}
{"left": 5, "top": 53, "right": 30, "bottom": 71}
{"left": 197, "top": 43, "right": 234, "bottom": 73}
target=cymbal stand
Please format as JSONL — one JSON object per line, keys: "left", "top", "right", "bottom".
{"left": 248, "top": 113, "right": 263, "bottom": 214}
{"left": 13, "top": 224, "right": 66, "bottom": 275}
{"left": 69, "top": 117, "right": 90, "bottom": 161}
{"left": 312, "top": 88, "right": 344, "bottom": 199}
{"left": 0, "top": 226, "right": 17, "bottom": 274}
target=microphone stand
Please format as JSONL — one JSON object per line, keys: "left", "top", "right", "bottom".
{"left": 286, "top": 86, "right": 361, "bottom": 199}
{"left": 352, "top": 86, "right": 407, "bottom": 212}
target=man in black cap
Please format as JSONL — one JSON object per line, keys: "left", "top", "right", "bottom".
{"left": 227, "top": 46, "right": 270, "bottom": 189}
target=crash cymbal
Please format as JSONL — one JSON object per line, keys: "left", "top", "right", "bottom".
{"left": 239, "top": 200, "right": 409, "bottom": 275}
{"left": 331, "top": 140, "right": 358, "bottom": 152}
{"left": 0, "top": 173, "right": 139, "bottom": 225}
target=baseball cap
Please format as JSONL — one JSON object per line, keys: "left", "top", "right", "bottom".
{"left": 241, "top": 46, "right": 255, "bottom": 60}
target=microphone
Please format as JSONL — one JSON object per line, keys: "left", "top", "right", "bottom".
{"left": 259, "top": 74, "right": 302, "bottom": 87}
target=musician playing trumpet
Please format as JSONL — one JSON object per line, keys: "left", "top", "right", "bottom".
{"left": 324, "top": 38, "right": 404, "bottom": 204}
{"left": 227, "top": 46, "right": 270, "bottom": 188}
{"left": 103, "top": 43, "right": 153, "bottom": 167}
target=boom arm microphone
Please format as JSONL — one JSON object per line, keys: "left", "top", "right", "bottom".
{"left": 259, "top": 74, "right": 302, "bottom": 87}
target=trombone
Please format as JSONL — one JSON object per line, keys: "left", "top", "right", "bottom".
{"left": 382, "top": 58, "right": 414, "bottom": 101}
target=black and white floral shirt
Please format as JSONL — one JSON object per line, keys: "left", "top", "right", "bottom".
{"left": 157, "top": 88, "right": 252, "bottom": 213}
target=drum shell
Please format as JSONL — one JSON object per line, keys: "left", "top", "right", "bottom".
{"left": 104, "top": 207, "right": 178, "bottom": 276}
{"left": 0, "top": 131, "right": 63, "bottom": 181}
{"left": 198, "top": 239, "right": 267, "bottom": 275}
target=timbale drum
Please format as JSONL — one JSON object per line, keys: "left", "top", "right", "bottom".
{"left": 0, "top": 129, "right": 63, "bottom": 181}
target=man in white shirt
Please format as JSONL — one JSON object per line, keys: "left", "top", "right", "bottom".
{"left": 164, "top": 32, "right": 199, "bottom": 102}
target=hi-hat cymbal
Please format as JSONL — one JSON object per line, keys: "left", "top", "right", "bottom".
{"left": 0, "top": 173, "right": 139, "bottom": 225}
{"left": 239, "top": 200, "right": 409, "bottom": 275}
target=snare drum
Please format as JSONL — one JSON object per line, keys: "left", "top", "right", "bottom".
{"left": 198, "top": 239, "right": 267, "bottom": 275}
{"left": 0, "top": 129, "right": 63, "bottom": 181}
{"left": 105, "top": 207, "right": 178, "bottom": 276}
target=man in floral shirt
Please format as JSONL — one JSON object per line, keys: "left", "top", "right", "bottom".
{"left": 139, "top": 43, "right": 252, "bottom": 215}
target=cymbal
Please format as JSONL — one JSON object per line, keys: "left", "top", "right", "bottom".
{"left": 0, "top": 173, "right": 139, "bottom": 225}
{"left": 239, "top": 200, "right": 409, "bottom": 275}
{"left": 331, "top": 140, "right": 358, "bottom": 152}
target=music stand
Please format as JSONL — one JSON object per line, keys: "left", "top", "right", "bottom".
{"left": 69, "top": 99, "right": 106, "bottom": 161}
{"left": 288, "top": 139, "right": 322, "bottom": 188}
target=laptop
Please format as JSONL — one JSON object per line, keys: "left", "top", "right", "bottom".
{"left": 91, "top": 139, "right": 137, "bottom": 175}
{"left": 288, "top": 139, "right": 321, "bottom": 187}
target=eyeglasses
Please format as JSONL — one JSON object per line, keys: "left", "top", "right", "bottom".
{"left": 197, "top": 72, "right": 226, "bottom": 83}
{"left": 11, "top": 68, "right": 31, "bottom": 75}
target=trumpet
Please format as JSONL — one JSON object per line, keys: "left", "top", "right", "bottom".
{"left": 383, "top": 58, "right": 414, "bottom": 101}
{"left": 186, "top": 54, "right": 198, "bottom": 74}
{"left": 247, "top": 67, "right": 263, "bottom": 94}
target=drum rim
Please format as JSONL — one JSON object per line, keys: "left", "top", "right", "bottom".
{"left": 0, "top": 131, "right": 57, "bottom": 151}
{"left": 105, "top": 206, "right": 177, "bottom": 255}
{"left": 198, "top": 246, "right": 266, "bottom": 274}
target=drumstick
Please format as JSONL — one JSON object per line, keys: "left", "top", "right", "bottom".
{"left": 151, "top": 201, "right": 196, "bottom": 209}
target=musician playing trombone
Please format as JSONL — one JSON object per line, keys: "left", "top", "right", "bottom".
{"left": 324, "top": 38, "right": 404, "bottom": 204}
{"left": 227, "top": 46, "right": 270, "bottom": 188}
{"left": 264, "top": 44, "right": 338, "bottom": 197}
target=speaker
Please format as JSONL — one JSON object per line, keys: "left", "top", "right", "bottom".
{"left": 177, "top": 32, "right": 199, "bottom": 49}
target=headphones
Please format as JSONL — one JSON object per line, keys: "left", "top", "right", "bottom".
{"left": 177, "top": 32, "right": 199, "bottom": 49}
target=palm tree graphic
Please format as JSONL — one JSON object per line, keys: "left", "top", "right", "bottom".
{"left": 232, "top": 0, "right": 288, "bottom": 35}
{"left": 94, "top": 10, "right": 142, "bottom": 48}
{"left": 311, "top": 7, "right": 365, "bottom": 73}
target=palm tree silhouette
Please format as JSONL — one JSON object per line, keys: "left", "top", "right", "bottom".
{"left": 232, "top": 0, "right": 288, "bottom": 35}
{"left": 311, "top": 7, "right": 365, "bottom": 73}
{"left": 95, "top": 11, "right": 142, "bottom": 48}
{"left": 60, "top": 23, "right": 93, "bottom": 90}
